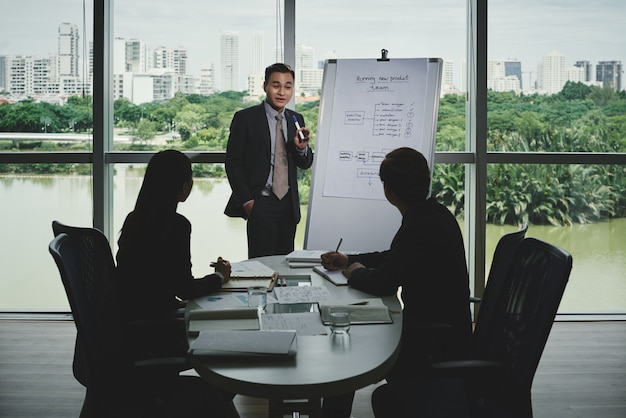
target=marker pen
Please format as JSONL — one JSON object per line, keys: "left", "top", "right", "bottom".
{"left": 292, "top": 115, "right": 305, "bottom": 142}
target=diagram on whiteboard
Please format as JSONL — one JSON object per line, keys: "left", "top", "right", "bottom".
{"left": 322, "top": 59, "right": 431, "bottom": 201}
{"left": 345, "top": 100, "right": 417, "bottom": 139}
{"left": 338, "top": 147, "right": 393, "bottom": 184}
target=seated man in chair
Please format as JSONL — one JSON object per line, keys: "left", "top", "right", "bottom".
{"left": 320, "top": 147, "right": 472, "bottom": 417}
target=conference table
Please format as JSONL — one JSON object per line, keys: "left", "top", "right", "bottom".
{"left": 186, "top": 255, "right": 403, "bottom": 416}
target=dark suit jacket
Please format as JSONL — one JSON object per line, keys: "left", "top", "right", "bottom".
{"left": 348, "top": 197, "right": 472, "bottom": 373}
{"left": 116, "top": 212, "right": 223, "bottom": 320}
{"left": 224, "top": 103, "right": 313, "bottom": 223}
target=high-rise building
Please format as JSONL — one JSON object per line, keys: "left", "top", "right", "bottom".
{"left": 58, "top": 23, "right": 80, "bottom": 78}
{"left": 295, "top": 44, "right": 322, "bottom": 93}
{"left": 442, "top": 60, "right": 455, "bottom": 87}
{"left": 125, "top": 39, "right": 148, "bottom": 73}
{"left": 296, "top": 44, "right": 314, "bottom": 70}
{"left": 252, "top": 31, "right": 264, "bottom": 75}
{"left": 574, "top": 60, "right": 593, "bottom": 82}
{"left": 504, "top": 59, "right": 523, "bottom": 89}
{"left": 152, "top": 46, "right": 188, "bottom": 75}
{"left": 538, "top": 51, "right": 566, "bottom": 95}
{"left": 0, "top": 56, "right": 7, "bottom": 92}
{"left": 220, "top": 31, "right": 240, "bottom": 91}
{"left": 172, "top": 47, "right": 188, "bottom": 75}
{"left": 596, "top": 60, "right": 622, "bottom": 91}
{"left": 199, "top": 65, "right": 216, "bottom": 95}
{"left": 247, "top": 32, "right": 265, "bottom": 98}
{"left": 487, "top": 59, "right": 521, "bottom": 92}
{"left": 566, "top": 66, "right": 586, "bottom": 83}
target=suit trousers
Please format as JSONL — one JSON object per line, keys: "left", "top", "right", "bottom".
{"left": 246, "top": 191, "right": 296, "bottom": 258}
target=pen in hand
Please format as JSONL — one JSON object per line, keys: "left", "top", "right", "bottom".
{"left": 335, "top": 238, "right": 343, "bottom": 253}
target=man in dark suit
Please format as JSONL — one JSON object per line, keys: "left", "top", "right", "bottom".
{"left": 224, "top": 63, "right": 313, "bottom": 258}
{"left": 320, "top": 147, "right": 472, "bottom": 417}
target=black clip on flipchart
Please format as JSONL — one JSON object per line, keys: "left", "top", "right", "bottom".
{"left": 378, "top": 49, "right": 390, "bottom": 61}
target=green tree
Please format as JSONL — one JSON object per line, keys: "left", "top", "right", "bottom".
{"left": 131, "top": 119, "right": 158, "bottom": 143}
{"left": 559, "top": 81, "right": 591, "bottom": 101}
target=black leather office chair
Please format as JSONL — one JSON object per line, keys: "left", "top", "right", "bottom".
{"left": 372, "top": 236, "right": 572, "bottom": 418}
{"left": 471, "top": 223, "right": 528, "bottom": 352}
{"left": 49, "top": 227, "right": 231, "bottom": 417}
{"left": 469, "top": 224, "right": 528, "bottom": 306}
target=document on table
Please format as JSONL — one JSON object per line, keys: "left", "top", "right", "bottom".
{"left": 261, "top": 312, "right": 328, "bottom": 336}
{"left": 192, "top": 293, "right": 279, "bottom": 310}
{"left": 192, "top": 294, "right": 248, "bottom": 310}
{"left": 222, "top": 260, "right": 278, "bottom": 291}
{"left": 188, "top": 329, "right": 297, "bottom": 356}
{"left": 273, "top": 285, "right": 331, "bottom": 304}
{"left": 285, "top": 250, "right": 326, "bottom": 262}
{"left": 319, "top": 298, "right": 393, "bottom": 324}
{"left": 230, "top": 259, "right": 277, "bottom": 277}
{"left": 313, "top": 266, "right": 349, "bottom": 286}
{"left": 187, "top": 308, "right": 260, "bottom": 335}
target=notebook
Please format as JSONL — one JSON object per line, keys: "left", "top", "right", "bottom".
{"left": 221, "top": 260, "right": 278, "bottom": 291}
{"left": 313, "top": 266, "right": 348, "bottom": 286}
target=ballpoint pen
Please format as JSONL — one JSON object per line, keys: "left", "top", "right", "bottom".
{"left": 335, "top": 238, "right": 343, "bottom": 253}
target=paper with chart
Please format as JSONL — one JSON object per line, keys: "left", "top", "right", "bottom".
{"left": 323, "top": 58, "right": 429, "bottom": 200}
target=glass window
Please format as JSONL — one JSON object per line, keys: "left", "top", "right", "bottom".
{"left": 298, "top": 0, "right": 467, "bottom": 153}
{"left": 1, "top": 1, "right": 94, "bottom": 311}
{"left": 0, "top": 1, "right": 94, "bottom": 151}
{"left": 0, "top": 167, "right": 93, "bottom": 311}
{"left": 112, "top": 163, "right": 263, "bottom": 272}
{"left": 487, "top": 1, "right": 626, "bottom": 313}
{"left": 111, "top": 1, "right": 276, "bottom": 151}
{"left": 488, "top": 0, "right": 625, "bottom": 154}
{"left": 485, "top": 163, "right": 626, "bottom": 313}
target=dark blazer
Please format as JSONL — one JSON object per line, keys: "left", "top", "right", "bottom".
{"left": 116, "top": 212, "right": 223, "bottom": 320}
{"left": 224, "top": 103, "right": 313, "bottom": 223}
{"left": 348, "top": 197, "right": 472, "bottom": 370}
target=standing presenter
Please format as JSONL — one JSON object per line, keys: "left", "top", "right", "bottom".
{"left": 224, "top": 63, "right": 313, "bottom": 258}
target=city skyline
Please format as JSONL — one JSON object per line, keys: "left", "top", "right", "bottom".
{"left": 1, "top": 0, "right": 624, "bottom": 91}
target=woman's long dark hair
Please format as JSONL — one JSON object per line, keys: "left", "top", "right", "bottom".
{"left": 133, "top": 149, "right": 192, "bottom": 216}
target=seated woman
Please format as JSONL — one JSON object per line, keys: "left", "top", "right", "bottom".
{"left": 116, "top": 149, "right": 231, "bottom": 321}
{"left": 116, "top": 149, "right": 238, "bottom": 416}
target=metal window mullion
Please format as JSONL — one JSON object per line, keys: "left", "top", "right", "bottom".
{"left": 92, "top": 0, "right": 114, "bottom": 240}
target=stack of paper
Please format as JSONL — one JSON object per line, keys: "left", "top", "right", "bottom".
{"left": 188, "top": 330, "right": 297, "bottom": 356}
{"left": 319, "top": 298, "right": 393, "bottom": 324}
{"left": 285, "top": 250, "right": 325, "bottom": 267}
{"left": 285, "top": 250, "right": 326, "bottom": 262}
{"left": 187, "top": 308, "right": 259, "bottom": 335}
{"left": 222, "top": 260, "right": 278, "bottom": 291}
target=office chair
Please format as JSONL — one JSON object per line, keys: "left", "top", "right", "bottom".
{"left": 471, "top": 223, "right": 528, "bottom": 353}
{"left": 49, "top": 229, "right": 226, "bottom": 417}
{"left": 51, "top": 221, "right": 187, "bottom": 358}
{"left": 372, "top": 237, "right": 572, "bottom": 418}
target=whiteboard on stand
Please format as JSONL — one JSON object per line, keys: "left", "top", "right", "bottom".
{"left": 304, "top": 57, "right": 443, "bottom": 253}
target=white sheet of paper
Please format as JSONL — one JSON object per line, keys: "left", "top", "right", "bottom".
{"left": 273, "top": 286, "right": 331, "bottom": 304}
{"left": 261, "top": 312, "right": 328, "bottom": 336}
{"left": 230, "top": 259, "right": 277, "bottom": 277}
{"left": 189, "top": 330, "right": 296, "bottom": 355}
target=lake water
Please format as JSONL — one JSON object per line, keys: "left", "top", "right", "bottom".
{"left": 1, "top": 170, "right": 625, "bottom": 313}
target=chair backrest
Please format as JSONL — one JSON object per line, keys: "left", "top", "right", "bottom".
{"left": 49, "top": 227, "right": 126, "bottom": 390}
{"left": 479, "top": 237, "right": 572, "bottom": 395}
{"left": 472, "top": 223, "right": 528, "bottom": 351}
